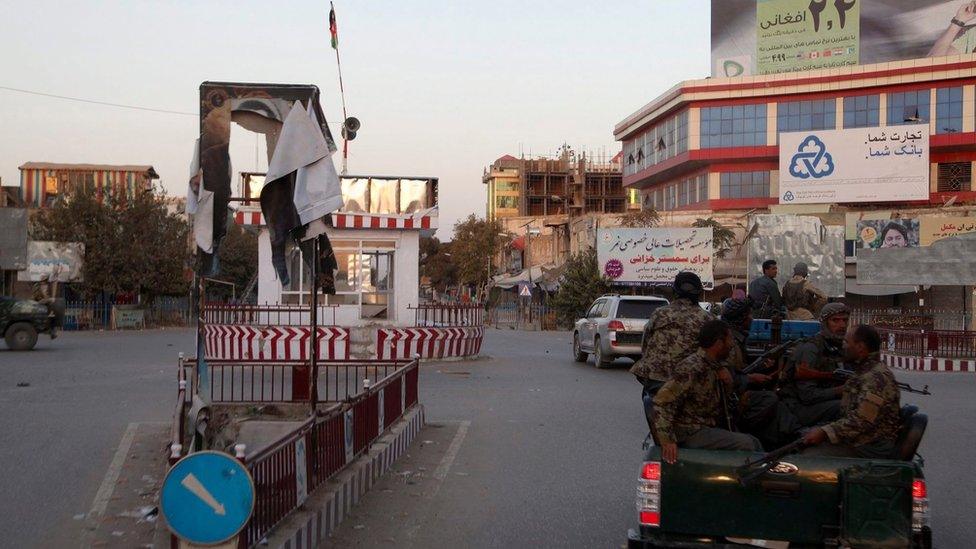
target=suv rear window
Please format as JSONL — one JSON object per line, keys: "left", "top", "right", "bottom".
{"left": 615, "top": 300, "right": 664, "bottom": 320}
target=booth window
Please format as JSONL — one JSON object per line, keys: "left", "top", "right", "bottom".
{"left": 280, "top": 239, "right": 396, "bottom": 319}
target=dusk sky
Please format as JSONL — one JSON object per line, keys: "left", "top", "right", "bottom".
{"left": 0, "top": 0, "right": 711, "bottom": 236}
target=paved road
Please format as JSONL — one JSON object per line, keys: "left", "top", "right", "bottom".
{"left": 0, "top": 328, "right": 194, "bottom": 548}
{"left": 1, "top": 328, "right": 973, "bottom": 547}
{"left": 338, "top": 328, "right": 975, "bottom": 548}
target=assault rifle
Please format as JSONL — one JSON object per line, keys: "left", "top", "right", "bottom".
{"left": 735, "top": 438, "right": 807, "bottom": 486}
{"left": 834, "top": 367, "right": 931, "bottom": 395}
{"left": 742, "top": 337, "right": 806, "bottom": 375}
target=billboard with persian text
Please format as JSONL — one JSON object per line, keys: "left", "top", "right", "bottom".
{"left": 596, "top": 228, "right": 714, "bottom": 288}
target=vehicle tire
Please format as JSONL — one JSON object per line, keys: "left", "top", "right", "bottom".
{"left": 593, "top": 336, "right": 611, "bottom": 368}
{"left": 5, "top": 322, "right": 38, "bottom": 351}
{"left": 572, "top": 333, "right": 588, "bottom": 362}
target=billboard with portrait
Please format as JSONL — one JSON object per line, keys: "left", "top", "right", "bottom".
{"left": 596, "top": 228, "right": 714, "bottom": 288}
{"left": 778, "top": 125, "right": 929, "bottom": 204}
{"left": 713, "top": 0, "right": 976, "bottom": 77}
{"left": 855, "top": 218, "right": 920, "bottom": 249}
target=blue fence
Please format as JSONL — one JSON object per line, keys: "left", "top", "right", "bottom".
{"left": 62, "top": 296, "right": 192, "bottom": 330}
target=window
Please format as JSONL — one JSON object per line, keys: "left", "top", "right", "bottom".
{"left": 936, "top": 87, "right": 963, "bottom": 134}
{"left": 623, "top": 111, "right": 689, "bottom": 176}
{"left": 937, "top": 162, "right": 972, "bottom": 192}
{"left": 700, "top": 104, "right": 767, "bottom": 148}
{"left": 887, "top": 90, "right": 930, "bottom": 126}
{"left": 843, "top": 95, "right": 880, "bottom": 129}
{"left": 615, "top": 299, "right": 666, "bottom": 320}
{"left": 720, "top": 171, "right": 770, "bottom": 199}
{"left": 697, "top": 175, "right": 708, "bottom": 204}
{"left": 495, "top": 181, "right": 518, "bottom": 192}
{"left": 653, "top": 173, "right": 708, "bottom": 211}
{"left": 280, "top": 239, "right": 396, "bottom": 319}
{"left": 496, "top": 196, "right": 518, "bottom": 209}
{"left": 777, "top": 99, "right": 835, "bottom": 134}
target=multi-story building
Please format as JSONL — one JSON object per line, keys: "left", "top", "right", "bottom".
{"left": 482, "top": 149, "right": 636, "bottom": 221}
{"left": 18, "top": 163, "right": 158, "bottom": 207}
{"left": 614, "top": 56, "right": 976, "bottom": 213}
{"left": 614, "top": 54, "right": 976, "bottom": 315}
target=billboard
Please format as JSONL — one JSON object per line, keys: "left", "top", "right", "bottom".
{"left": 713, "top": 0, "right": 976, "bottom": 77}
{"left": 919, "top": 215, "right": 976, "bottom": 245}
{"left": 17, "top": 241, "right": 84, "bottom": 282}
{"left": 855, "top": 218, "right": 920, "bottom": 248}
{"left": 596, "top": 228, "right": 714, "bottom": 288}
{"left": 778, "top": 125, "right": 929, "bottom": 204}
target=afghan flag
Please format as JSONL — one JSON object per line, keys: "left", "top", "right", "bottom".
{"left": 329, "top": 5, "right": 338, "bottom": 49}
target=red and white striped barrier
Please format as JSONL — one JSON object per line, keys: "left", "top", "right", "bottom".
{"left": 376, "top": 326, "right": 484, "bottom": 360}
{"left": 204, "top": 325, "right": 350, "bottom": 361}
{"left": 882, "top": 353, "right": 976, "bottom": 373}
{"left": 234, "top": 209, "right": 437, "bottom": 231}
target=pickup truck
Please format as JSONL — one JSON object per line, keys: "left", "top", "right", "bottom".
{"left": 1, "top": 296, "right": 63, "bottom": 350}
{"left": 628, "top": 407, "right": 931, "bottom": 548}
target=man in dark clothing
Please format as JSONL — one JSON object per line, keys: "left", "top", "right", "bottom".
{"left": 748, "top": 259, "right": 783, "bottom": 319}
{"left": 802, "top": 325, "right": 901, "bottom": 459}
{"left": 721, "top": 298, "right": 802, "bottom": 449}
{"left": 781, "top": 302, "right": 849, "bottom": 427}
{"left": 782, "top": 262, "right": 827, "bottom": 320}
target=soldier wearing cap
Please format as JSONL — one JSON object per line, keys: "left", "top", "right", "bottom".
{"left": 632, "top": 271, "right": 713, "bottom": 432}
{"left": 780, "top": 302, "right": 851, "bottom": 427}
{"left": 782, "top": 262, "right": 827, "bottom": 320}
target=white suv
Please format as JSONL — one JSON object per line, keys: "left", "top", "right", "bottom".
{"left": 572, "top": 295, "right": 669, "bottom": 368}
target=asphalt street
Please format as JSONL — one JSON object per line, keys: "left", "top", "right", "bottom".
{"left": 0, "top": 328, "right": 195, "bottom": 548}
{"left": 0, "top": 328, "right": 973, "bottom": 548}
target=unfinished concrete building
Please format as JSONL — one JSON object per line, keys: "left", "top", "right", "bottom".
{"left": 483, "top": 149, "right": 635, "bottom": 220}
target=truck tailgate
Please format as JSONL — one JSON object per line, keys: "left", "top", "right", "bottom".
{"left": 653, "top": 448, "right": 915, "bottom": 546}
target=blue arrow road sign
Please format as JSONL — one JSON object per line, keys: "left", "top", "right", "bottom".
{"left": 161, "top": 451, "right": 255, "bottom": 545}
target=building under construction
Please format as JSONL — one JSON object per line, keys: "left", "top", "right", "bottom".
{"left": 482, "top": 148, "right": 635, "bottom": 220}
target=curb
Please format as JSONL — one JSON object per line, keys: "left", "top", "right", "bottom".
{"left": 266, "top": 404, "right": 426, "bottom": 549}
{"left": 882, "top": 353, "right": 976, "bottom": 373}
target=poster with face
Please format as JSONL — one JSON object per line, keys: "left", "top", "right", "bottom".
{"left": 855, "top": 218, "right": 920, "bottom": 248}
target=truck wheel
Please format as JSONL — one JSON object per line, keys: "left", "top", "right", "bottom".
{"left": 593, "top": 336, "right": 611, "bottom": 368}
{"left": 5, "top": 322, "right": 39, "bottom": 351}
{"left": 573, "top": 333, "right": 588, "bottom": 362}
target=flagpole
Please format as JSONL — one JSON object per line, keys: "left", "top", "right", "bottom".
{"left": 331, "top": 1, "right": 349, "bottom": 175}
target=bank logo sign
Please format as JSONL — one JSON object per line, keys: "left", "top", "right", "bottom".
{"left": 788, "top": 136, "right": 834, "bottom": 179}
{"left": 778, "top": 125, "right": 929, "bottom": 205}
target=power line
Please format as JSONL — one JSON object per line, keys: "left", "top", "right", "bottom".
{"left": 0, "top": 85, "right": 197, "bottom": 116}
{"left": 0, "top": 84, "right": 345, "bottom": 125}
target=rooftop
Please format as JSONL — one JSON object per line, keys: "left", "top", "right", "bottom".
{"left": 18, "top": 162, "right": 159, "bottom": 178}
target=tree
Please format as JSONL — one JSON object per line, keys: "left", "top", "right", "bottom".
{"left": 211, "top": 225, "right": 258, "bottom": 301}
{"left": 450, "top": 214, "right": 505, "bottom": 289}
{"left": 692, "top": 217, "right": 737, "bottom": 258}
{"left": 31, "top": 187, "right": 191, "bottom": 301}
{"left": 550, "top": 248, "right": 611, "bottom": 326}
{"left": 420, "top": 236, "right": 458, "bottom": 292}
{"left": 618, "top": 207, "right": 661, "bottom": 228}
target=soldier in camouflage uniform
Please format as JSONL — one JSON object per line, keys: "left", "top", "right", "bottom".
{"left": 632, "top": 272, "right": 713, "bottom": 430}
{"left": 802, "top": 325, "right": 901, "bottom": 458}
{"left": 780, "top": 302, "right": 850, "bottom": 427}
{"left": 654, "top": 320, "right": 763, "bottom": 463}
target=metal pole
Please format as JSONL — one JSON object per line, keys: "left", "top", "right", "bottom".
{"left": 196, "top": 274, "right": 208, "bottom": 400}
{"left": 310, "top": 237, "right": 320, "bottom": 414}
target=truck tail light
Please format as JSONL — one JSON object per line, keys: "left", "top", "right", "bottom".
{"left": 637, "top": 461, "right": 661, "bottom": 527}
{"left": 912, "top": 478, "right": 929, "bottom": 532}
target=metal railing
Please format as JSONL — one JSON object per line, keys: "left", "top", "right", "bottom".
{"left": 183, "top": 359, "right": 407, "bottom": 404}
{"left": 62, "top": 296, "right": 192, "bottom": 330}
{"left": 409, "top": 302, "right": 484, "bottom": 327}
{"left": 169, "top": 354, "right": 189, "bottom": 466}
{"left": 240, "top": 359, "right": 420, "bottom": 547}
{"left": 878, "top": 328, "right": 976, "bottom": 358}
{"left": 202, "top": 303, "right": 338, "bottom": 327}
